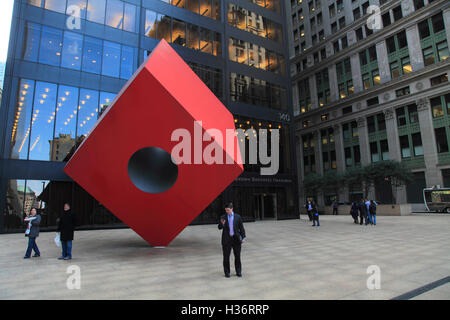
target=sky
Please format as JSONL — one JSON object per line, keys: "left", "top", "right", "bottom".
{"left": 0, "top": 0, "right": 14, "bottom": 62}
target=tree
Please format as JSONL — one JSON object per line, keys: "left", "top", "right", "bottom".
{"left": 343, "top": 166, "right": 365, "bottom": 199}
{"left": 303, "top": 172, "right": 322, "bottom": 202}
{"left": 320, "top": 170, "right": 344, "bottom": 201}
{"left": 363, "top": 161, "right": 414, "bottom": 203}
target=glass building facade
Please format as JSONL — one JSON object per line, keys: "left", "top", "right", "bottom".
{"left": 0, "top": 0, "right": 298, "bottom": 233}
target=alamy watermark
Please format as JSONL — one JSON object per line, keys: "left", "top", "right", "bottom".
{"left": 366, "top": 265, "right": 381, "bottom": 290}
{"left": 171, "top": 121, "right": 280, "bottom": 176}
{"left": 66, "top": 265, "right": 81, "bottom": 290}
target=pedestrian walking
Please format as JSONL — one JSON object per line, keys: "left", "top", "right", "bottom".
{"left": 218, "top": 202, "right": 246, "bottom": 278}
{"left": 350, "top": 202, "right": 359, "bottom": 224}
{"left": 306, "top": 200, "right": 314, "bottom": 221}
{"left": 369, "top": 200, "right": 377, "bottom": 225}
{"left": 23, "top": 207, "right": 41, "bottom": 259}
{"left": 57, "top": 203, "right": 76, "bottom": 260}
{"left": 332, "top": 201, "right": 339, "bottom": 215}
{"left": 365, "top": 198, "right": 372, "bottom": 225}
{"left": 358, "top": 199, "right": 366, "bottom": 225}
{"left": 312, "top": 204, "right": 320, "bottom": 227}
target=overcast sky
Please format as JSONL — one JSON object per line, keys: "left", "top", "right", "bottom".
{"left": 0, "top": 0, "right": 14, "bottom": 62}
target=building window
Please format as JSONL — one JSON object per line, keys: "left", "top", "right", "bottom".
{"left": 437, "top": 41, "right": 450, "bottom": 62}
{"left": 414, "top": 0, "right": 425, "bottom": 10}
{"left": 356, "top": 27, "right": 363, "bottom": 41}
{"left": 392, "top": 5, "right": 403, "bottom": 22}
{"left": 401, "top": 57, "right": 412, "bottom": 74}
{"left": 329, "top": 4, "right": 335, "bottom": 17}
{"left": 400, "top": 135, "right": 411, "bottom": 158}
{"left": 423, "top": 46, "right": 435, "bottom": 66}
{"left": 418, "top": 20, "right": 430, "bottom": 40}
{"left": 338, "top": 17, "right": 345, "bottom": 29}
{"left": 342, "top": 106, "right": 352, "bottom": 115}
{"left": 396, "top": 86, "right": 410, "bottom": 97}
{"left": 431, "top": 96, "right": 444, "bottom": 118}
{"left": 353, "top": 8, "right": 361, "bottom": 21}
{"left": 367, "top": 97, "right": 379, "bottom": 107}
{"left": 380, "top": 140, "right": 389, "bottom": 160}
{"left": 435, "top": 127, "right": 449, "bottom": 153}
{"left": 390, "top": 61, "right": 400, "bottom": 79}
{"left": 321, "top": 114, "right": 329, "bottom": 121}
{"left": 396, "top": 107, "right": 407, "bottom": 126}
{"left": 431, "top": 74, "right": 449, "bottom": 86}
{"left": 412, "top": 133, "right": 424, "bottom": 156}
{"left": 432, "top": 12, "right": 444, "bottom": 33}
{"left": 345, "top": 147, "right": 352, "bottom": 166}
{"left": 382, "top": 12, "right": 391, "bottom": 27}
{"left": 38, "top": 26, "right": 63, "bottom": 67}
{"left": 370, "top": 142, "right": 379, "bottom": 162}
{"left": 44, "top": 0, "right": 66, "bottom": 13}
{"left": 408, "top": 104, "right": 419, "bottom": 124}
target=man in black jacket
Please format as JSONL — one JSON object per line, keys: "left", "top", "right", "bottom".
{"left": 218, "top": 202, "right": 246, "bottom": 278}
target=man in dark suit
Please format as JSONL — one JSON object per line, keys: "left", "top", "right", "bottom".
{"left": 218, "top": 202, "right": 246, "bottom": 278}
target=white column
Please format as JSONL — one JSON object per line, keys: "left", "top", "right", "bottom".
{"left": 333, "top": 124, "right": 348, "bottom": 201}
{"left": 406, "top": 25, "right": 424, "bottom": 71}
{"left": 444, "top": 7, "right": 450, "bottom": 45}
{"left": 309, "top": 75, "right": 318, "bottom": 109}
{"left": 417, "top": 98, "right": 443, "bottom": 187}
{"left": 350, "top": 53, "right": 363, "bottom": 94}
{"left": 401, "top": 0, "right": 415, "bottom": 17}
{"left": 375, "top": 41, "right": 391, "bottom": 84}
{"left": 383, "top": 108, "right": 407, "bottom": 203}
{"left": 328, "top": 64, "right": 339, "bottom": 102}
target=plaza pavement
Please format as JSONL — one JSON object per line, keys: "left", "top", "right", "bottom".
{"left": 1, "top": 214, "right": 450, "bottom": 300}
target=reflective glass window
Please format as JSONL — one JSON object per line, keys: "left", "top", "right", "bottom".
{"left": 123, "top": 3, "right": 137, "bottom": 32}
{"left": 99, "top": 92, "right": 116, "bottom": 115}
{"left": 200, "top": 0, "right": 211, "bottom": 18}
{"left": 172, "top": 19, "right": 186, "bottom": 47}
{"left": 120, "top": 45, "right": 136, "bottom": 80}
{"left": 82, "top": 36, "right": 102, "bottom": 74}
{"left": 67, "top": 0, "right": 88, "bottom": 19}
{"left": 212, "top": 0, "right": 220, "bottom": 20}
{"left": 87, "top": 0, "right": 106, "bottom": 24}
{"left": 200, "top": 28, "right": 212, "bottom": 54}
{"left": 173, "top": 0, "right": 186, "bottom": 8}
{"left": 23, "top": 23, "right": 41, "bottom": 62}
{"left": 213, "top": 32, "right": 221, "bottom": 56}
{"left": 145, "top": 10, "right": 158, "bottom": 38}
{"left": 53, "top": 86, "right": 79, "bottom": 161}
{"left": 29, "top": 82, "right": 58, "bottom": 161}
{"left": 102, "top": 41, "right": 121, "bottom": 78}
{"left": 106, "top": 0, "right": 124, "bottom": 29}
{"left": 78, "top": 89, "right": 99, "bottom": 137}
{"left": 28, "top": 0, "right": 44, "bottom": 6}
{"left": 11, "top": 79, "right": 35, "bottom": 160}
{"left": 187, "top": 24, "right": 199, "bottom": 50}
{"left": 61, "top": 31, "right": 83, "bottom": 70}
{"left": 187, "top": 0, "right": 199, "bottom": 14}
{"left": 45, "top": 0, "right": 67, "bottom": 13}
{"left": 38, "top": 26, "right": 63, "bottom": 66}
{"left": 157, "top": 15, "right": 172, "bottom": 42}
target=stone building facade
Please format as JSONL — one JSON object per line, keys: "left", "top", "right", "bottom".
{"left": 287, "top": 0, "right": 450, "bottom": 207}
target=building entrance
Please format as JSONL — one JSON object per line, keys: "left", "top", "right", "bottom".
{"left": 253, "top": 193, "right": 277, "bottom": 220}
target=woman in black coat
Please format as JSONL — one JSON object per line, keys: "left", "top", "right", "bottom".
{"left": 57, "top": 203, "right": 76, "bottom": 260}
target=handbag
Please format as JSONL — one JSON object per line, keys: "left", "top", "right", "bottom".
{"left": 54, "top": 232, "right": 61, "bottom": 247}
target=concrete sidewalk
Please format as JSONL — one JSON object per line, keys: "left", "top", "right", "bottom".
{"left": 1, "top": 215, "right": 449, "bottom": 300}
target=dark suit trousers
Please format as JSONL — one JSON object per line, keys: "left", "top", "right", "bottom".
{"left": 222, "top": 238, "right": 241, "bottom": 275}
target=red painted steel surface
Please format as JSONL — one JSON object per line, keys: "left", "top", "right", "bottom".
{"left": 64, "top": 40, "right": 243, "bottom": 246}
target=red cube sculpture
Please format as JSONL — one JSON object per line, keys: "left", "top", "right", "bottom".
{"left": 64, "top": 40, "right": 243, "bottom": 246}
